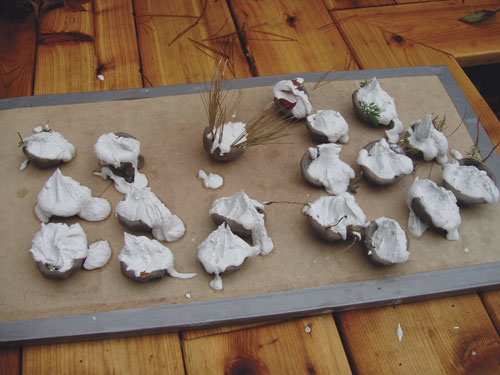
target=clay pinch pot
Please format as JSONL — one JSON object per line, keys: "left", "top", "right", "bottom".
{"left": 22, "top": 147, "right": 66, "bottom": 169}
{"left": 352, "top": 90, "right": 398, "bottom": 131}
{"left": 274, "top": 79, "right": 311, "bottom": 119}
{"left": 360, "top": 141, "right": 413, "bottom": 185}
{"left": 36, "top": 258, "right": 84, "bottom": 280}
{"left": 409, "top": 197, "right": 448, "bottom": 237}
{"left": 363, "top": 220, "right": 410, "bottom": 266}
{"left": 202, "top": 127, "right": 245, "bottom": 162}
{"left": 307, "top": 215, "right": 363, "bottom": 242}
{"left": 116, "top": 214, "right": 152, "bottom": 233}
{"left": 211, "top": 208, "right": 266, "bottom": 239}
{"left": 106, "top": 132, "right": 145, "bottom": 182}
{"left": 300, "top": 149, "right": 323, "bottom": 188}
{"left": 119, "top": 261, "right": 166, "bottom": 283}
{"left": 443, "top": 158, "right": 498, "bottom": 205}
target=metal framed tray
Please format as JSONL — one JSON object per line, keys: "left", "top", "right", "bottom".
{"left": 1, "top": 65, "right": 499, "bottom": 345}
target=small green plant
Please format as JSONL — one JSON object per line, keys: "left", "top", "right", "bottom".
{"left": 360, "top": 101, "right": 380, "bottom": 125}
{"left": 17, "top": 132, "right": 25, "bottom": 148}
{"left": 359, "top": 78, "right": 372, "bottom": 88}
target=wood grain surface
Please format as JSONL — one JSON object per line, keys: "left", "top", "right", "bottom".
{"left": 229, "top": 0, "right": 358, "bottom": 75}
{"left": 183, "top": 315, "right": 351, "bottom": 375}
{"left": 333, "top": 0, "right": 500, "bottom": 67}
{"left": 337, "top": 295, "right": 500, "bottom": 374}
{"left": 0, "top": 347, "right": 20, "bottom": 375}
{"left": 482, "top": 291, "right": 500, "bottom": 332}
{"left": 22, "top": 333, "right": 185, "bottom": 375}
{"left": 0, "top": 9, "right": 36, "bottom": 99}
{"left": 34, "top": 0, "right": 141, "bottom": 95}
{"left": 134, "top": 0, "right": 251, "bottom": 85}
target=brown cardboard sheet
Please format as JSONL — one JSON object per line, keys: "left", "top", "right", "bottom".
{"left": 1, "top": 75, "right": 499, "bottom": 322}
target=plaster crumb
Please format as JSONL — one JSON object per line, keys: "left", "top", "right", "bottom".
{"left": 197, "top": 170, "right": 223, "bottom": 189}
{"left": 313, "top": 257, "right": 318, "bottom": 263}
{"left": 19, "top": 159, "right": 29, "bottom": 171}
{"left": 185, "top": 293, "right": 191, "bottom": 299}
{"left": 305, "top": 326, "right": 312, "bottom": 334}
{"left": 92, "top": 316, "right": 96, "bottom": 321}
{"left": 97, "top": 74, "right": 104, "bottom": 81}
{"left": 191, "top": 237, "right": 196, "bottom": 242}
{"left": 472, "top": 351, "right": 476, "bottom": 356}
{"left": 397, "top": 323, "right": 403, "bottom": 342}
{"left": 232, "top": 112, "right": 236, "bottom": 118}
{"left": 464, "top": 248, "right": 470, "bottom": 253}
{"left": 367, "top": 250, "right": 373, "bottom": 256}
{"left": 450, "top": 149, "right": 463, "bottom": 160}
{"left": 453, "top": 326, "right": 459, "bottom": 330}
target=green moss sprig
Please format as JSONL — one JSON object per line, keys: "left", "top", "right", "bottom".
{"left": 360, "top": 101, "right": 380, "bottom": 125}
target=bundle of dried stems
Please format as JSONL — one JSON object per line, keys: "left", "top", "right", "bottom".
{"left": 201, "top": 60, "right": 297, "bottom": 153}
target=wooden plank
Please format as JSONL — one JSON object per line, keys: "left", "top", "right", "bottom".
{"left": 183, "top": 315, "right": 352, "bottom": 375}
{"left": 134, "top": 0, "right": 251, "bottom": 86}
{"left": 0, "top": 347, "right": 20, "bottom": 375}
{"left": 0, "top": 8, "right": 36, "bottom": 98}
{"left": 183, "top": 320, "right": 283, "bottom": 341}
{"left": 22, "top": 333, "right": 185, "bottom": 375}
{"left": 337, "top": 295, "right": 500, "bottom": 374}
{"left": 332, "top": 0, "right": 500, "bottom": 67}
{"left": 34, "top": 0, "right": 141, "bottom": 95}
{"left": 323, "top": 0, "right": 395, "bottom": 10}
{"left": 229, "top": 0, "right": 358, "bottom": 76}
{"left": 332, "top": 16, "right": 500, "bottom": 147}
{"left": 481, "top": 291, "right": 500, "bottom": 333}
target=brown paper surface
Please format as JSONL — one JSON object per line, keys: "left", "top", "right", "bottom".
{"left": 1, "top": 75, "right": 499, "bottom": 322}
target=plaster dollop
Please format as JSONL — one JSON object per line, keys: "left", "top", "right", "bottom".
{"left": 115, "top": 187, "right": 185, "bottom": 242}
{"left": 30, "top": 222, "right": 88, "bottom": 273}
{"left": 198, "top": 223, "right": 260, "bottom": 290}
{"left": 209, "top": 190, "right": 274, "bottom": 255}
{"left": 118, "top": 233, "right": 196, "bottom": 280}
{"left": 35, "top": 169, "right": 111, "bottom": 223}
{"left": 406, "top": 177, "right": 461, "bottom": 240}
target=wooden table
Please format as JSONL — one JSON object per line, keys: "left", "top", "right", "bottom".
{"left": 1, "top": 0, "right": 500, "bottom": 373}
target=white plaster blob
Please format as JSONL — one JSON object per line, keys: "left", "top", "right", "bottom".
{"left": 23, "top": 127, "right": 76, "bottom": 163}
{"left": 406, "top": 177, "right": 461, "bottom": 240}
{"left": 397, "top": 323, "right": 403, "bottom": 342}
{"left": 97, "top": 74, "right": 104, "bottom": 81}
{"left": 306, "top": 143, "right": 355, "bottom": 195}
{"left": 369, "top": 217, "right": 409, "bottom": 264}
{"left": 93, "top": 133, "right": 148, "bottom": 194}
{"left": 35, "top": 169, "right": 111, "bottom": 223}
{"left": 208, "top": 122, "right": 247, "bottom": 155}
{"left": 198, "top": 170, "right": 223, "bottom": 189}
{"left": 407, "top": 114, "right": 448, "bottom": 164}
{"left": 115, "top": 187, "right": 185, "bottom": 242}
{"left": 118, "top": 233, "right": 197, "bottom": 279}
{"left": 355, "top": 78, "right": 404, "bottom": 143}
{"left": 302, "top": 193, "right": 367, "bottom": 240}
{"left": 94, "top": 133, "right": 140, "bottom": 167}
{"left": 197, "top": 223, "right": 260, "bottom": 291}
{"left": 209, "top": 190, "right": 274, "bottom": 255}
{"left": 442, "top": 162, "right": 499, "bottom": 204}
{"left": 357, "top": 138, "right": 413, "bottom": 180}
{"left": 83, "top": 240, "right": 112, "bottom": 270}
{"left": 306, "top": 110, "right": 349, "bottom": 143}
{"left": 450, "top": 149, "right": 463, "bottom": 160}
{"left": 273, "top": 78, "right": 313, "bottom": 119}
{"left": 30, "top": 222, "right": 88, "bottom": 273}
{"left": 95, "top": 166, "right": 148, "bottom": 194}
{"left": 19, "top": 159, "right": 29, "bottom": 171}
